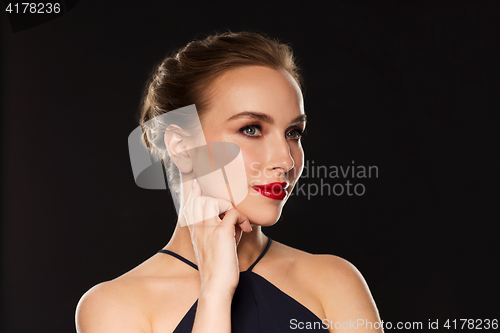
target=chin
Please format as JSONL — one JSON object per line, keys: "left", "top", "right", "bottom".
{"left": 235, "top": 194, "right": 286, "bottom": 227}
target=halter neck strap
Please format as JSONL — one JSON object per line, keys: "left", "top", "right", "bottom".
{"left": 246, "top": 237, "right": 272, "bottom": 272}
{"left": 157, "top": 249, "right": 198, "bottom": 270}
{"left": 157, "top": 237, "right": 272, "bottom": 272}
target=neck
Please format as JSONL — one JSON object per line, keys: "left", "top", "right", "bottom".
{"left": 164, "top": 220, "right": 268, "bottom": 271}
{"left": 165, "top": 178, "right": 269, "bottom": 271}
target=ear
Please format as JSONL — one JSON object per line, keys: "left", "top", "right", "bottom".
{"left": 164, "top": 125, "right": 193, "bottom": 174}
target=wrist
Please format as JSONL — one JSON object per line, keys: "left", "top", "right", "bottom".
{"left": 192, "top": 286, "right": 233, "bottom": 333}
{"left": 199, "top": 283, "right": 235, "bottom": 302}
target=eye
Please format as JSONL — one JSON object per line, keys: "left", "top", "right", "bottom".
{"left": 240, "top": 125, "right": 262, "bottom": 137}
{"left": 286, "top": 128, "right": 306, "bottom": 140}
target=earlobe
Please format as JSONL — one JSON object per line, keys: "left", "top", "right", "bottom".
{"left": 164, "top": 126, "right": 193, "bottom": 173}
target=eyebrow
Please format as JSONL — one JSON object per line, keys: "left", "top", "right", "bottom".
{"left": 289, "top": 114, "right": 307, "bottom": 126}
{"left": 227, "top": 111, "right": 307, "bottom": 126}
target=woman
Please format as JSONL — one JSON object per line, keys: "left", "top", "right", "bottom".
{"left": 76, "top": 31, "right": 383, "bottom": 333}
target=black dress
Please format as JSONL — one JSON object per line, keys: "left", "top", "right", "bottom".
{"left": 158, "top": 238, "right": 329, "bottom": 332}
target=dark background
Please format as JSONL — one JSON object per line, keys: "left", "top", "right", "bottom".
{"left": 1, "top": 1, "right": 499, "bottom": 332}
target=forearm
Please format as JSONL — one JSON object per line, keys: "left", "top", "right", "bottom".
{"left": 191, "top": 287, "right": 234, "bottom": 333}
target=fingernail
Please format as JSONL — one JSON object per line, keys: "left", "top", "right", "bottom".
{"left": 192, "top": 179, "right": 197, "bottom": 189}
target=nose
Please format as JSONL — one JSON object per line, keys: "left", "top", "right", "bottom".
{"left": 266, "top": 137, "right": 294, "bottom": 176}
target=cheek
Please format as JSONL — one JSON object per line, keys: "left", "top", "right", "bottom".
{"left": 196, "top": 171, "right": 231, "bottom": 200}
{"left": 240, "top": 147, "right": 263, "bottom": 186}
{"left": 193, "top": 141, "right": 250, "bottom": 206}
{"left": 290, "top": 145, "right": 304, "bottom": 181}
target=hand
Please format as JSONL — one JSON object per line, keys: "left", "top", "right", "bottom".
{"left": 183, "top": 179, "right": 253, "bottom": 294}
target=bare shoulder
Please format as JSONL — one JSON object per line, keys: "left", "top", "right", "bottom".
{"left": 76, "top": 254, "right": 200, "bottom": 333}
{"left": 270, "top": 242, "right": 382, "bottom": 332}
{"left": 269, "top": 240, "right": 362, "bottom": 279}
{"left": 304, "top": 253, "right": 369, "bottom": 290}
{"left": 311, "top": 254, "right": 382, "bottom": 331}
{"left": 75, "top": 278, "right": 151, "bottom": 333}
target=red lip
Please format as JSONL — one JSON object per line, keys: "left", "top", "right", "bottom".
{"left": 252, "top": 182, "right": 289, "bottom": 200}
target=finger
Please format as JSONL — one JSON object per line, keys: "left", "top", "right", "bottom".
{"left": 182, "top": 180, "right": 196, "bottom": 228}
{"left": 234, "top": 223, "right": 243, "bottom": 246}
{"left": 196, "top": 197, "right": 233, "bottom": 228}
{"left": 215, "top": 198, "right": 233, "bottom": 215}
{"left": 219, "top": 208, "right": 252, "bottom": 234}
{"left": 197, "top": 195, "right": 233, "bottom": 224}
{"left": 191, "top": 178, "right": 202, "bottom": 197}
{"left": 192, "top": 196, "right": 206, "bottom": 226}
{"left": 203, "top": 199, "right": 221, "bottom": 227}
{"left": 184, "top": 179, "right": 202, "bottom": 227}
{"left": 186, "top": 179, "right": 234, "bottom": 227}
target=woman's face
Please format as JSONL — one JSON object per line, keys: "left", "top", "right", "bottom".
{"left": 192, "top": 65, "right": 306, "bottom": 227}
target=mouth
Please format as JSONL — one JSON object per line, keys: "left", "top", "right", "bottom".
{"left": 252, "top": 182, "right": 289, "bottom": 200}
